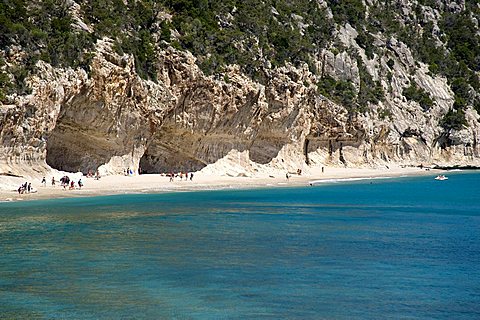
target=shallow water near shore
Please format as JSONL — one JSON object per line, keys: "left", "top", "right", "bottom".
{"left": 0, "top": 172, "right": 479, "bottom": 319}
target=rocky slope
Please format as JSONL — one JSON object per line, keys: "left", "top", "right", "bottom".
{"left": 1, "top": 1, "right": 479, "bottom": 179}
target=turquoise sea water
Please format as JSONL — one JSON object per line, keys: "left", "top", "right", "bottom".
{"left": 0, "top": 172, "right": 479, "bottom": 319}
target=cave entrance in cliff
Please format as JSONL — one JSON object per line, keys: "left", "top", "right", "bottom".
{"left": 46, "top": 121, "right": 121, "bottom": 174}
{"left": 139, "top": 123, "right": 262, "bottom": 174}
{"left": 139, "top": 143, "right": 207, "bottom": 174}
{"left": 249, "top": 136, "right": 284, "bottom": 164}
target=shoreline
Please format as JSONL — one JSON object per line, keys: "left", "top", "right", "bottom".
{"left": 0, "top": 165, "right": 446, "bottom": 203}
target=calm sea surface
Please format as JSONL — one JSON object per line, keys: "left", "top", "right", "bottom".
{"left": 0, "top": 172, "right": 479, "bottom": 319}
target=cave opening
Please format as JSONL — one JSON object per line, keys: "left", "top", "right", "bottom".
{"left": 46, "top": 119, "right": 127, "bottom": 174}
{"left": 139, "top": 144, "right": 207, "bottom": 174}
{"left": 139, "top": 128, "right": 255, "bottom": 174}
{"left": 249, "top": 136, "right": 284, "bottom": 164}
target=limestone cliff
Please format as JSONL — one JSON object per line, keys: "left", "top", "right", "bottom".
{"left": 1, "top": 1, "right": 480, "bottom": 179}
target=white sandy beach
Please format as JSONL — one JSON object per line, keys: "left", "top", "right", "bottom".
{"left": 0, "top": 164, "right": 440, "bottom": 202}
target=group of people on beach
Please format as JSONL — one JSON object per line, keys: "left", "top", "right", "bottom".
{"left": 86, "top": 170, "right": 101, "bottom": 180}
{"left": 17, "top": 181, "right": 33, "bottom": 194}
{"left": 18, "top": 176, "right": 84, "bottom": 195}
{"left": 58, "top": 176, "right": 83, "bottom": 190}
{"left": 15, "top": 168, "right": 198, "bottom": 196}
{"left": 168, "top": 171, "right": 193, "bottom": 182}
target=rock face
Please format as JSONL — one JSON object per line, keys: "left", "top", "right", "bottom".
{"left": 1, "top": 29, "right": 480, "bottom": 179}
{"left": 44, "top": 39, "right": 162, "bottom": 176}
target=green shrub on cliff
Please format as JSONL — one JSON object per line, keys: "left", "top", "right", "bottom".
{"left": 403, "top": 82, "right": 433, "bottom": 110}
{"left": 317, "top": 62, "right": 385, "bottom": 113}
{"left": 0, "top": 0, "right": 95, "bottom": 96}
{"left": 0, "top": 74, "right": 8, "bottom": 102}
{"left": 318, "top": 75, "right": 356, "bottom": 110}
{"left": 440, "top": 108, "right": 467, "bottom": 131}
{"left": 391, "top": 3, "right": 480, "bottom": 128}
{"left": 357, "top": 58, "right": 384, "bottom": 108}
{"left": 328, "top": 0, "right": 365, "bottom": 29}
{"left": 164, "top": 0, "right": 333, "bottom": 78}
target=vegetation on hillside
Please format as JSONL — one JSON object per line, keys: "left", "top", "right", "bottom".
{"left": 396, "top": 2, "right": 480, "bottom": 126}
{"left": 0, "top": 0, "right": 93, "bottom": 97}
{"left": 1, "top": 0, "right": 479, "bottom": 131}
{"left": 403, "top": 82, "right": 433, "bottom": 111}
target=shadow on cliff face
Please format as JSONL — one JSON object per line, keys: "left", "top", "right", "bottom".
{"left": 138, "top": 127, "right": 284, "bottom": 173}
{"left": 46, "top": 86, "right": 154, "bottom": 174}
{"left": 139, "top": 129, "right": 207, "bottom": 173}
{"left": 46, "top": 121, "right": 122, "bottom": 174}
{"left": 249, "top": 136, "right": 285, "bottom": 164}
{"left": 139, "top": 147, "right": 206, "bottom": 174}
{"left": 138, "top": 128, "right": 237, "bottom": 173}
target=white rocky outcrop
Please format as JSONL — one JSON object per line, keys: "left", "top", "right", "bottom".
{"left": 1, "top": 25, "right": 480, "bottom": 182}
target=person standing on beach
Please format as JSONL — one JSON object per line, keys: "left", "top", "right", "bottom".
{"left": 51, "top": 177, "right": 56, "bottom": 186}
{"left": 286, "top": 173, "right": 289, "bottom": 181}
{"left": 41, "top": 177, "right": 46, "bottom": 186}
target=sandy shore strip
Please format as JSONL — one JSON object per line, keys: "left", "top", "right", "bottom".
{"left": 0, "top": 165, "right": 441, "bottom": 202}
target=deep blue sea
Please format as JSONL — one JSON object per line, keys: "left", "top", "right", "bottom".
{"left": 0, "top": 172, "right": 479, "bottom": 319}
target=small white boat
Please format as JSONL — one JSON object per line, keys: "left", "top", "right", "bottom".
{"left": 435, "top": 175, "right": 448, "bottom": 181}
